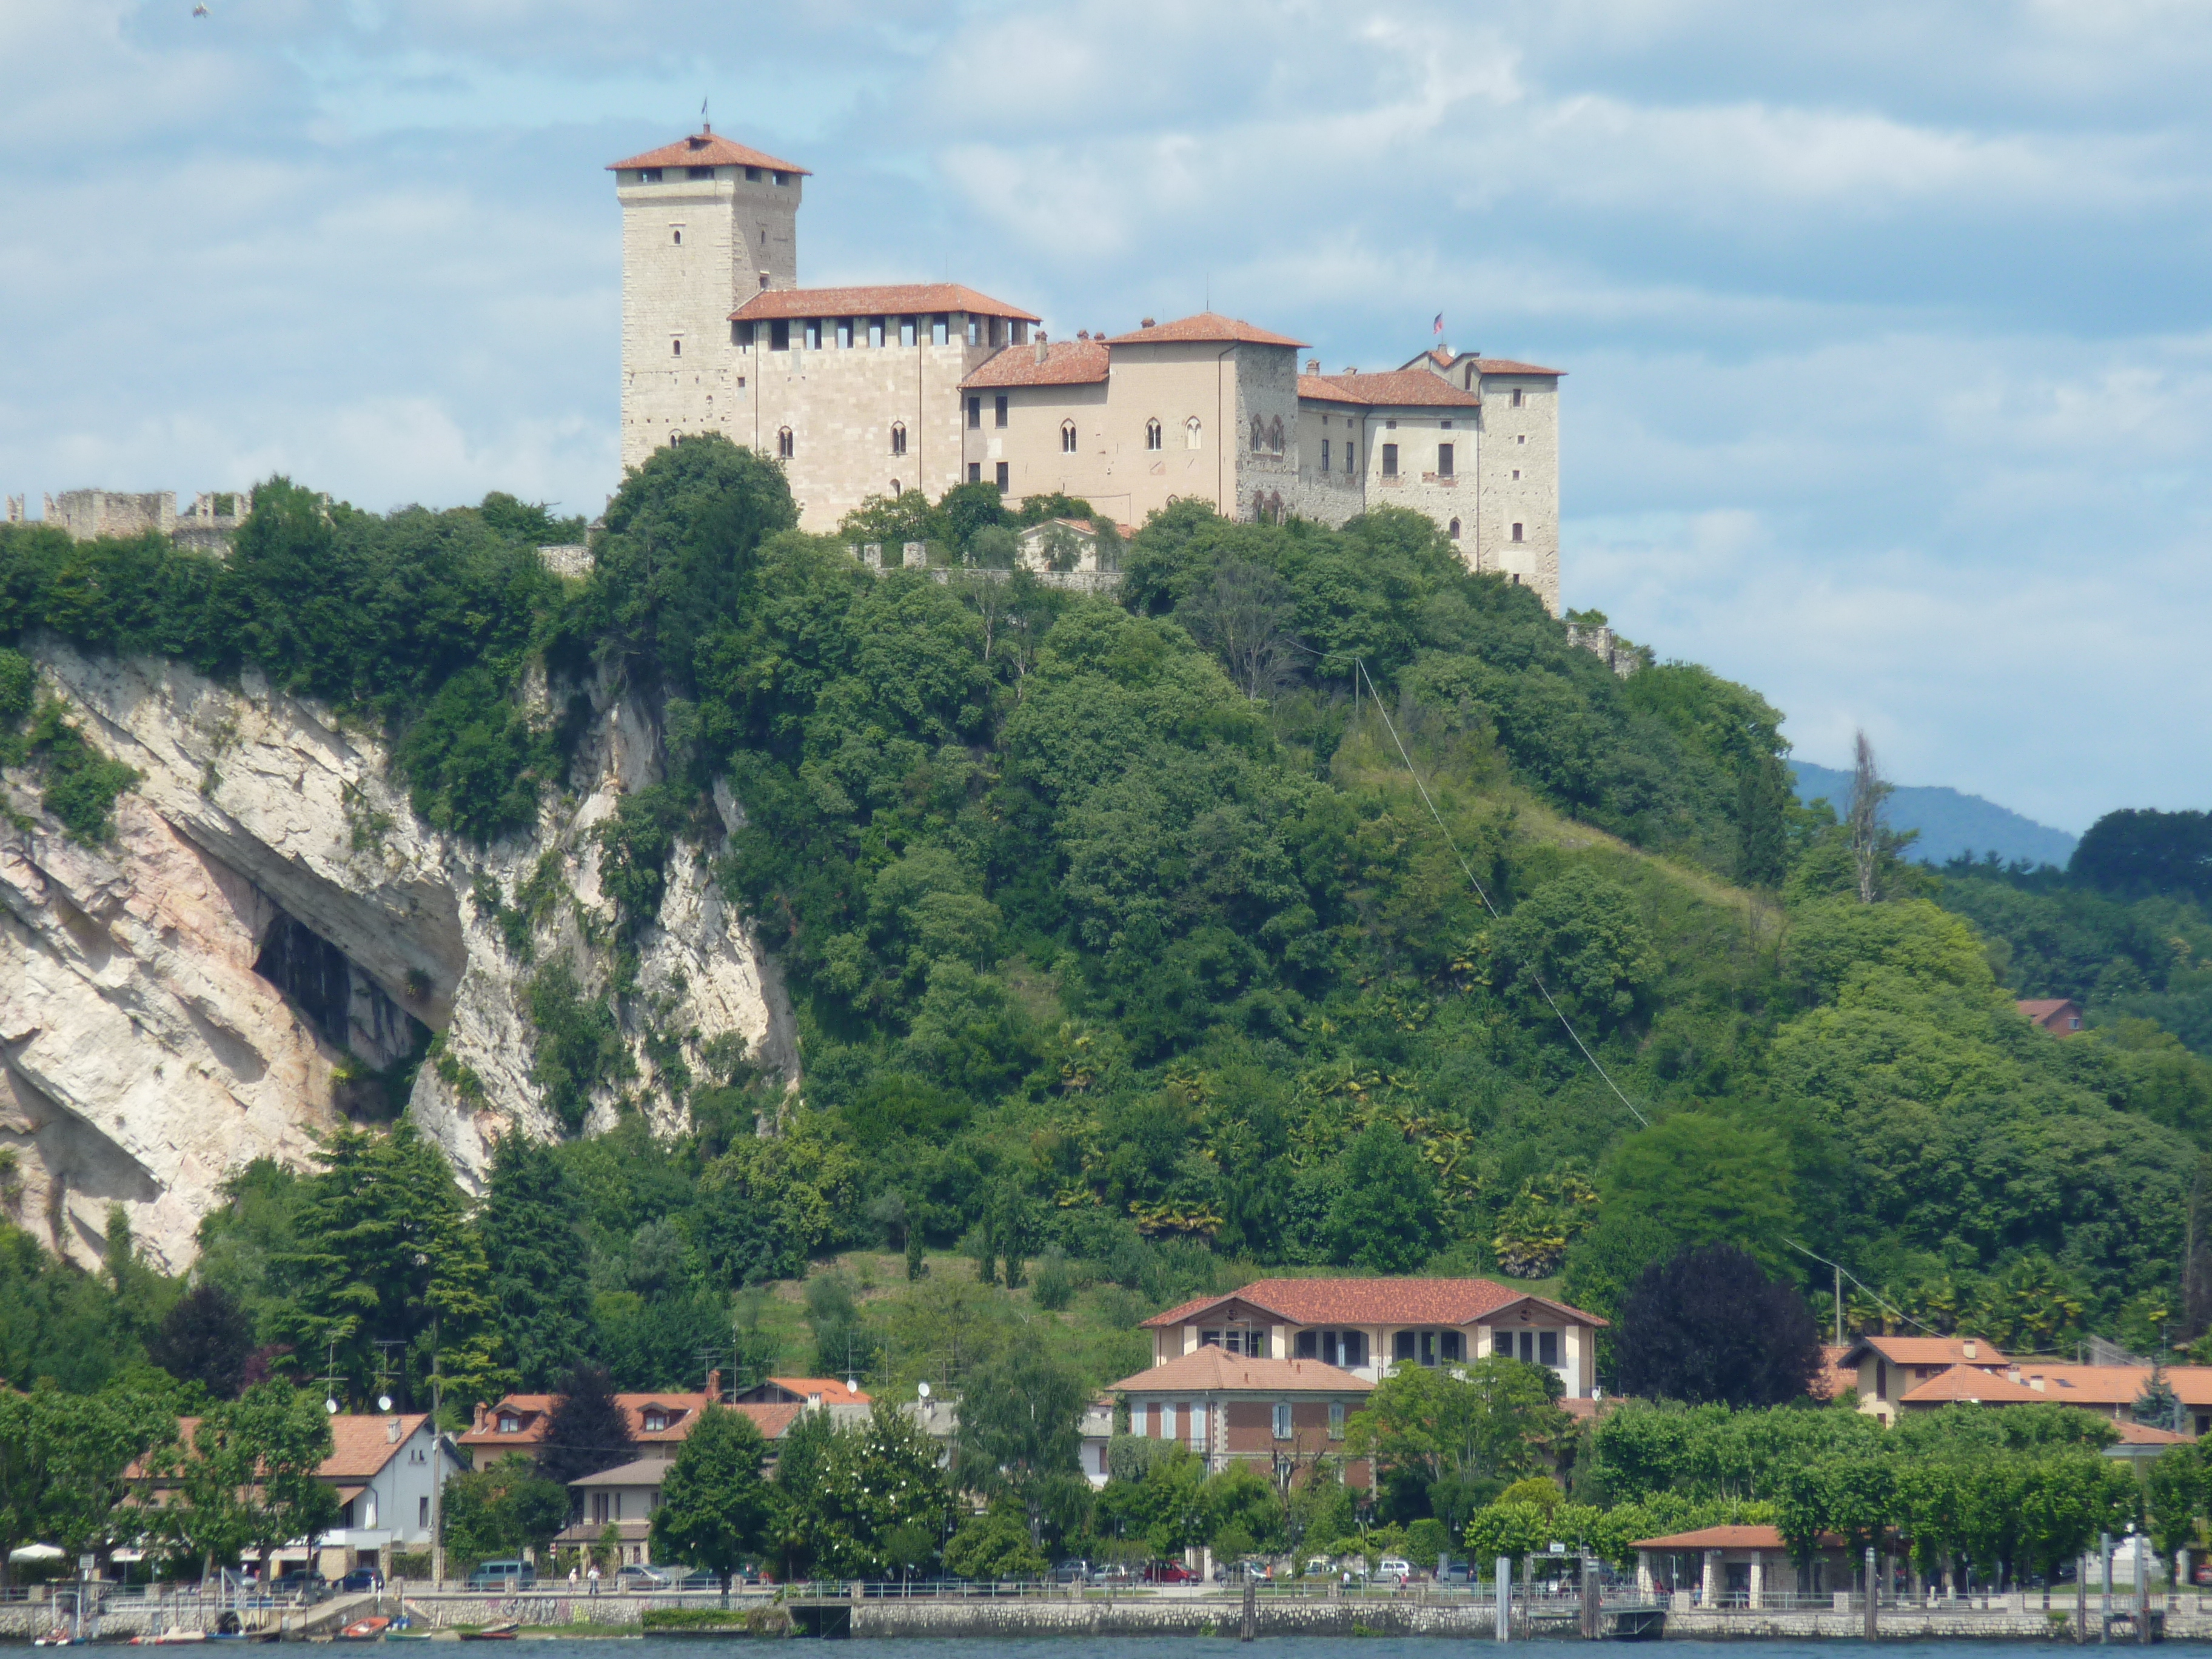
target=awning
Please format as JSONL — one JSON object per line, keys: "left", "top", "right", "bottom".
{"left": 10, "top": 1544, "right": 65, "bottom": 1563}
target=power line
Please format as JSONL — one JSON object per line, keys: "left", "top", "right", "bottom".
{"left": 1783, "top": 1239, "right": 1946, "bottom": 1339}
{"left": 1299, "top": 645, "right": 1649, "bottom": 1128}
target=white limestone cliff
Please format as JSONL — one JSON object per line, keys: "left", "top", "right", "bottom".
{"left": 0, "top": 637, "right": 791, "bottom": 1275}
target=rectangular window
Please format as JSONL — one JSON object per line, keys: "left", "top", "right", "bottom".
{"left": 734, "top": 321, "right": 752, "bottom": 347}
{"left": 995, "top": 461, "right": 1009, "bottom": 493}
{"left": 686, "top": 165, "right": 714, "bottom": 180}
{"left": 773, "top": 171, "right": 791, "bottom": 186}
{"left": 1441, "top": 1330, "right": 1464, "bottom": 1362}
{"left": 1162, "top": 1403, "right": 1178, "bottom": 1441}
{"left": 418, "top": 1496, "right": 429, "bottom": 1529}
{"left": 1342, "top": 1331, "right": 1367, "bottom": 1367}
{"left": 1146, "top": 1403, "right": 1162, "bottom": 1438}
{"left": 1320, "top": 1331, "right": 1339, "bottom": 1367}
{"left": 1393, "top": 1330, "right": 1416, "bottom": 1362}
{"left": 745, "top": 166, "right": 761, "bottom": 182}
{"left": 1346, "top": 444, "right": 1356, "bottom": 473}
{"left": 1517, "top": 1330, "right": 1535, "bottom": 1362}
{"left": 803, "top": 320, "right": 821, "bottom": 350}
{"left": 994, "top": 395, "right": 1008, "bottom": 428}
{"left": 1201, "top": 1330, "right": 1222, "bottom": 1349}
{"left": 1187, "top": 1404, "right": 1205, "bottom": 1448}
{"left": 1381, "top": 443, "right": 1398, "bottom": 478}
{"left": 1420, "top": 1330, "right": 1437, "bottom": 1367}
{"left": 968, "top": 462, "right": 981, "bottom": 483}
{"left": 1328, "top": 1403, "right": 1346, "bottom": 1440}
{"left": 1540, "top": 1330, "right": 1560, "bottom": 1367}
{"left": 769, "top": 320, "right": 789, "bottom": 352}
{"left": 1438, "top": 442, "right": 1453, "bottom": 477}
{"left": 1511, "top": 522, "right": 1524, "bottom": 542}
{"left": 1273, "top": 1403, "right": 1293, "bottom": 1439}
{"left": 1320, "top": 439, "right": 1330, "bottom": 472}
{"left": 638, "top": 168, "right": 663, "bottom": 183}
{"left": 968, "top": 395, "right": 981, "bottom": 430}
{"left": 1511, "top": 387, "right": 1524, "bottom": 407}
{"left": 1295, "top": 1330, "right": 1318, "bottom": 1359}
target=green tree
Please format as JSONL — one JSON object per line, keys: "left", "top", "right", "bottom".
{"left": 479, "top": 1134, "right": 595, "bottom": 1389}
{"left": 273, "top": 1123, "right": 508, "bottom": 1413}
{"left": 943, "top": 1509, "right": 1047, "bottom": 1580}
{"left": 1346, "top": 1357, "right": 1568, "bottom": 1531}
{"left": 953, "top": 1333, "right": 1088, "bottom": 1547}
{"left": 169, "top": 1384, "right": 338, "bottom": 1583}
{"left": 651, "top": 1406, "right": 773, "bottom": 1587}
{"left": 791, "top": 1403, "right": 957, "bottom": 1578}
{"left": 0, "top": 1381, "right": 179, "bottom": 1586}
{"left": 1487, "top": 868, "right": 1659, "bottom": 1029}
{"left": 441, "top": 1453, "right": 571, "bottom": 1572}
{"left": 1324, "top": 1122, "right": 1440, "bottom": 1272}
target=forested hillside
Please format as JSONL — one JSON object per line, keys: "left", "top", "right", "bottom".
{"left": 2, "top": 436, "right": 2208, "bottom": 1410}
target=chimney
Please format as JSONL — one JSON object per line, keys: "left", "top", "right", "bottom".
{"left": 1305, "top": 359, "right": 1319, "bottom": 374}
{"left": 386, "top": 1416, "right": 403, "bottom": 1444}
{"left": 1962, "top": 1339, "right": 1977, "bottom": 1359}
{"left": 706, "top": 1369, "right": 722, "bottom": 1402}
{"left": 1034, "top": 332, "right": 1048, "bottom": 364}
{"left": 1344, "top": 366, "right": 1356, "bottom": 376}
{"left": 472, "top": 1402, "right": 487, "bottom": 1432}
{"left": 1077, "top": 329, "right": 1088, "bottom": 339}
{"left": 1141, "top": 317, "right": 1155, "bottom": 328}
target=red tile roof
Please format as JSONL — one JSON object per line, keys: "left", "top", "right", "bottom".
{"left": 755, "top": 1377, "right": 871, "bottom": 1406}
{"left": 1472, "top": 358, "right": 1565, "bottom": 377}
{"left": 2113, "top": 1420, "right": 2191, "bottom": 1444}
{"left": 730, "top": 284, "right": 1039, "bottom": 323}
{"left": 460, "top": 1391, "right": 716, "bottom": 1450}
{"left": 1899, "top": 1365, "right": 2048, "bottom": 1406}
{"left": 1141, "top": 1278, "right": 1605, "bottom": 1330}
{"left": 134, "top": 1415, "right": 432, "bottom": 1486}
{"left": 608, "top": 129, "right": 809, "bottom": 176}
{"left": 962, "top": 340, "right": 1110, "bottom": 388}
{"left": 1629, "top": 1525, "right": 1788, "bottom": 1551}
{"left": 1298, "top": 370, "right": 1482, "bottom": 409}
{"left": 1104, "top": 312, "right": 1306, "bottom": 348}
{"left": 2005, "top": 1364, "right": 2212, "bottom": 1408}
{"left": 2018, "top": 999, "right": 2083, "bottom": 1030}
{"left": 1844, "top": 1335, "right": 2007, "bottom": 1369}
{"left": 1109, "top": 1349, "right": 1373, "bottom": 1394}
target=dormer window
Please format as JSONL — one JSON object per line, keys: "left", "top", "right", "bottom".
{"left": 497, "top": 1415, "right": 520, "bottom": 1434}
{"left": 642, "top": 1410, "right": 668, "bottom": 1433}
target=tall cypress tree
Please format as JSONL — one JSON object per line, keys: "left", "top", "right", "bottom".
{"left": 480, "top": 1133, "right": 595, "bottom": 1389}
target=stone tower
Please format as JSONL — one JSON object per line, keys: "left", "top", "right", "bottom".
{"left": 606, "top": 126, "right": 810, "bottom": 472}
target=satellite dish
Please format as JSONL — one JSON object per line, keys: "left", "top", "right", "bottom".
{"left": 378, "top": 1395, "right": 394, "bottom": 1413}
{"left": 324, "top": 1399, "right": 339, "bottom": 1415}
{"left": 916, "top": 1381, "right": 931, "bottom": 1399}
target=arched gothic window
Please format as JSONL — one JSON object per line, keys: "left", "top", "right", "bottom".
{"left": 1448, "top": 517, "right": 1462, "bottom": 540}
{"left": 1267, "top": 415, "right": 1284, "bottom": 452}
{"left": 776, "top": 426, "right": 794, "bottom": 460}
{"left": 890, "top": 421, "right": 907, "bottom": 456}
{"left": 1145, "top": 418, "right": 1162, "bottom": 452}
{"left": 1185, "top": 417, "right": 1202, "bottom": 450}
{"left": 1061, "top": 418, "right": 1078, "bottom": 454}
{"left": 1250, "top": 415, "right": 1264, "bottom": 453}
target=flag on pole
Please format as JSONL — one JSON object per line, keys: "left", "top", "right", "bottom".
{"left": 1433, "top": 313, "right": 1445, "bottom": 335}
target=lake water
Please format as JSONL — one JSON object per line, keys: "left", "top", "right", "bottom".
{"left": 524, "top": 1641, "right": 2077, "bottom": 1656}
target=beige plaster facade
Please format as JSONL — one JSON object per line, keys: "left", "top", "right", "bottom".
{"left": 611, "top": 128, "right": 1565, "bottom": 608}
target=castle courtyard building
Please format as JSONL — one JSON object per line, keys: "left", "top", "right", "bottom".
{"left": 611, "top": 127, "right": 1563, "bottom": 612}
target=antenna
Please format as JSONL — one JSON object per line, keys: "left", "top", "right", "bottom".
{"left": 701, "top": 95, "right": 711, "bottom": 134}
{"left": 322, "top": 1336, "right": 341, "bottom": 1416}
{"left": 373, "top": 1339, "right": 403, "bottom": 1414}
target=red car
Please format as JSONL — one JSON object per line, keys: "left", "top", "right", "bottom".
{"left": 1145, "top": 1561, "right": 1196, "bottom": 1584}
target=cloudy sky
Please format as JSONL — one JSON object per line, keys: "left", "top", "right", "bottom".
{"left": 4, "top": 0, "right": 2208, "bottom": 833}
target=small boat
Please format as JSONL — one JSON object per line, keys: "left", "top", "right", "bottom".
{"left": 132, "top": 1632, "right": 209, "bottom": 1645}
{"left": 458, "top": 1623, "right": 520, "bottom": 1642}
{"left": 340, "top": 1618, "right": 391, "bottom": 1642}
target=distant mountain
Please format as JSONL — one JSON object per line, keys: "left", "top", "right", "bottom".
{"left": 1790, "top": 761, "right": 2079, "bottom": 871}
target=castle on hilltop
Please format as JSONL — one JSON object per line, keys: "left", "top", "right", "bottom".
{"left": 611, "top": 126, "right": 1564, "bottom": 612}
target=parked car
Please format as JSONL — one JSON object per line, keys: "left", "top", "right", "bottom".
{"left": 1376, "top": 1557, "right": 1413, "bottom": 1586}
{"left": 614, "top": 1564, "right": 670, "bottom": 1590}
{"left": 271, "top": 1569, "right": 326, "bottom": 1596}
{"left": 466, "top": 1561, "right": 537, "bottom": 1592}
{"left": 1050, "top": 1560, "right": 1091, "bottom": 1585}
{"left": 339, "top": 1567, "right": 385, "bottom": 1593}
{"left": 1097, "top": 1563, "right": 1136, "bottom": 1586}
{"left": 1145, "top": 1561, "right": 1195, "bottom": 1584}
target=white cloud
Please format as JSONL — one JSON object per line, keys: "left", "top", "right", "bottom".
{"left": 5, "top": 0, "right": 2212, "bottom": 828}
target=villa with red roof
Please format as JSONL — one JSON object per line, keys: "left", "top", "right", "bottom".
{"left": 458, "top": 1371, "right": 832, "bottom": 1469}
{"left": 1138, "top": 1276, "right": 1607, "bottom": 1401}
{"left": 607, "top": 126, "right": 1564, "bottom": 613}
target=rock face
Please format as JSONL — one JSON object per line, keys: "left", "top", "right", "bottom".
{"left": 0, "top": 637, "right": 791, "bottom": 1274}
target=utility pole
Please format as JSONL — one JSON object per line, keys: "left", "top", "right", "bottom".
{"left": 1835, "top": 1265, "right": 1845, "bottom": 1346}
{"left": 429, "top": 1321, "right": 446, "bottom": 1592}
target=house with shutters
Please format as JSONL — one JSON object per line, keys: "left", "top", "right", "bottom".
{"left": 1139, "top": 1277, "right": 1607, "bottom": 1403}
{"left": 1107, "top": 1348, "right": 1375, "bottom": 1482}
